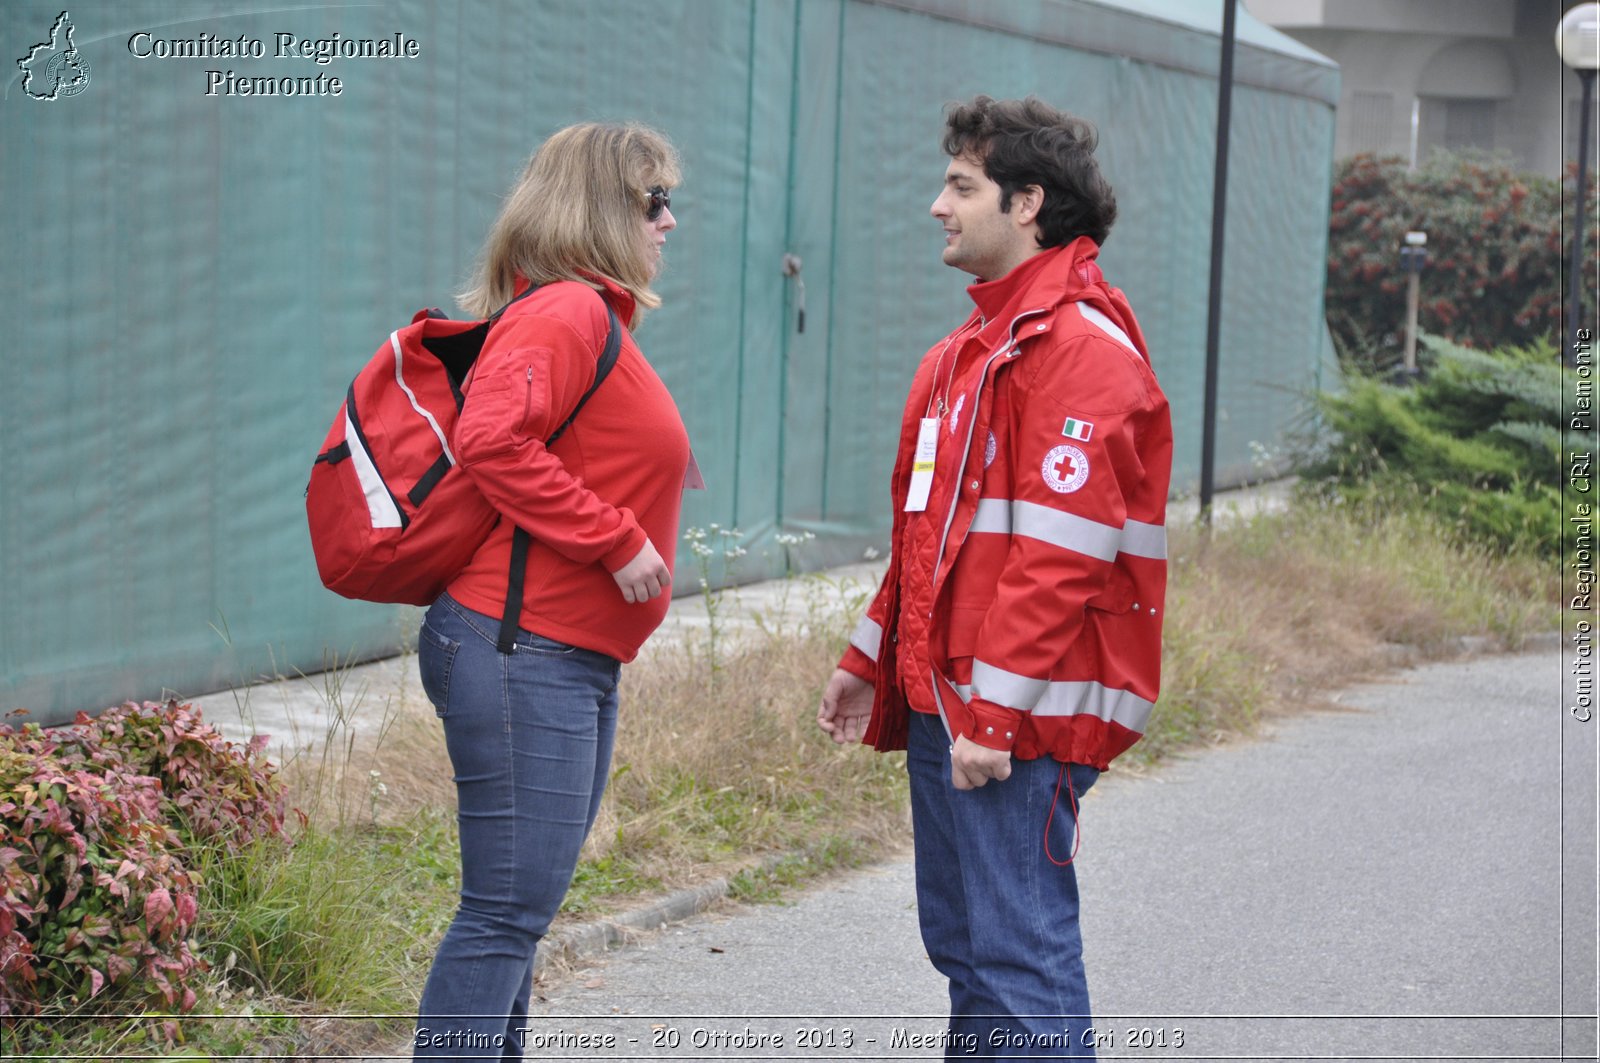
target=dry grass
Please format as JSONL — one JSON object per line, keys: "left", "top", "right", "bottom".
{"left": 270, "top": 653, "right": 451, "bottom": 832}
{"left": 273, "top": 498, "right": 1555, "bottom": 916}
{"left": 1138, "top": 497, "right": 1555, "bottom": 765}
{"left": 272, "top": 572, "right": 908, "bottom": 919}
{"left": 585, "top": 615, "right": 909, "bottom": 896}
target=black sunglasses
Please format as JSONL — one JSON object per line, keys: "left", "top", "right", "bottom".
{"left": 645, "top": 186, "right": 671, "bottom": 222}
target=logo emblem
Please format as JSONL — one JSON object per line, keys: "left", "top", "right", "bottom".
{"left": 1061, "top": 417, "right": 1094, "bottom": 442}
{"left": 948, "top": 393, "right": 965, "bottom": 435}
{"left": 17, "top": 11, "right": 91, "bottom": 101}
{"left": 1041, "top": 444, "right": 1090, "bottom": 493}
{"left": 984, "top": 431, "right": 997, "bottom": 468}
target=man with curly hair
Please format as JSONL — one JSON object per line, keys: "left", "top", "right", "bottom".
{"left": 819, "top": 95, "right": 1173, "bottom": 1059}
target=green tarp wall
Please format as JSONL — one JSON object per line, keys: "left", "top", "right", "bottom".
{"left": 2, "top": 0, "right": 1338, "bottom": 725}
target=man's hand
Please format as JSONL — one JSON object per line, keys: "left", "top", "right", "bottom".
{"left": 951, "top": 733, "right": 1012, "bottom": 790}
{"left": 611, "top": 539, "right": 670, "bottom": 603}
{"left": 817, "top": 668, "right": 874, "bottom": 745}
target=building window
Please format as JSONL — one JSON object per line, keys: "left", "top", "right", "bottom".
{"left": 1443, "top": 98, "right": 1496, "bottom": 151}
{"left": 1418, "top": 96, "right": 1497, "bottom": 157}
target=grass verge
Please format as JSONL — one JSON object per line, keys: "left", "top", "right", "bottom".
{"left": 1135, "top": 495, "right": 1553, "bottom": 766}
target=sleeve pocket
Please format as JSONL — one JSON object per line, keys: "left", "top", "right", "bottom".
{"left": 1085, "top": 567, "right": 1135, "bottom": 614}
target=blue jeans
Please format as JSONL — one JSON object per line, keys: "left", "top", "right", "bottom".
{"left": 412, "top": 594, "right": 620, "bottom": 1061}
{"left": 907, "top": 709, "right": 1101, "bottom": 1060}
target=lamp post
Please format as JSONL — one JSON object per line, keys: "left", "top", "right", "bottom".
{"left": 1558, "top": 3, "right": 1599, "bottom": 356}
{"left": 1199, "top": 0, "right": 1237, "bottom": 528}
{"left": 1400, "top": 231, "right": 1428, "bottom": 376}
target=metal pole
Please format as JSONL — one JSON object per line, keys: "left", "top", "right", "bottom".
{"left": 1403, "top": 270, "right": 1420, "bottom": 373}
{"left": 1199, "top": 0, "right": 1237, "bottom": 526}
{"left": 1408, "top": 97, "right": 1420, "bottom": 171}
{"left": 1568, "top": 68, "right": 1596, "bottom": 359}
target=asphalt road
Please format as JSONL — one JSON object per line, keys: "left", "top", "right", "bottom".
{"left": 396, "top": 648, "right": 1596, "bottom": 1062}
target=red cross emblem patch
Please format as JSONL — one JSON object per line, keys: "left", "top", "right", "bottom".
{"left": 1041, "top": 444, "right": 1090, "bottom": 493}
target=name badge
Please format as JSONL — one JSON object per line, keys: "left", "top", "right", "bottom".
{"left": 904, "top": 417, "right": 938, "bottom": 512}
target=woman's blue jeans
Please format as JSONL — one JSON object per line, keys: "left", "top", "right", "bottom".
{"left": 412, "top": 594, "right": 620, "bottom": 1061}
{"left": 907, "top": 709, "right": 1101, "bottom": 1060}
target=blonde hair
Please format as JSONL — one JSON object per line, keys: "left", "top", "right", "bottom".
{"left": 459, "top": 122, "right": 681, "bottom": 325}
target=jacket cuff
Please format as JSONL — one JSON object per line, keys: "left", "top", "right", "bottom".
{"left": 838, "top": 645, "right": 877, "bottom": 685}
{"left": 601, "top": 522, "right": 649, "bottom": 573}
{"left": 966, "top": 697, "right": 1024, "bottom": 752}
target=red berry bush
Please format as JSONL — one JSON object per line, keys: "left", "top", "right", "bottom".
{"left": 0, "top": 700, "right": 286, "bottom": 1017}
{"left": 1327, "top": 150, "right": 1597, "bottom": 371}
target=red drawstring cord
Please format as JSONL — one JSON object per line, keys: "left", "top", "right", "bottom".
{"left": 1043, "top": 759, "right": 1083, "bottom": 867}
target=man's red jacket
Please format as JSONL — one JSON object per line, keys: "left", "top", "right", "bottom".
{"left": 838, "top": 238, "right": 1173, "bottom": 770}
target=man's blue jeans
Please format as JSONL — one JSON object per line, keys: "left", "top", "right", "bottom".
{"left": 412, "top": 594, "right": 620, "bottom": 1061}
{"left": 907, "top": 709, "right": 1101, "bottom": 1060}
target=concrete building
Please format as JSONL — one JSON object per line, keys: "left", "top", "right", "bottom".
{"left": 1244, "top": 0, "right": 1586, "bottom": 175}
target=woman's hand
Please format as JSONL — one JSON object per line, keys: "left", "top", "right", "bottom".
{"left": 611, "top": 539, "right": 671, "bottom": 603}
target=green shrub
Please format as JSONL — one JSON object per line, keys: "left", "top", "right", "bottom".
{"left": 0, "top": 700, "right": 286, "bottom": 1019}
{"left": 1298, "top": 335, "right": 1572, "bottom": 555}
{"left": 1326, "top": 150, "right": 1596, "bottom": 370}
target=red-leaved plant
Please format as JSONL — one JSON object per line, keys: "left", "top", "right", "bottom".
{"left": 1326, "top": 150, "right": 1597, "bottom": 372}
{"left": 0, "top": 699, "right": 286, "bottom": 1018}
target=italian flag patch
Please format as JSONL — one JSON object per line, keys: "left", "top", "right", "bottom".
{"left": 1062, "top": 417, "right": 1094, "bottom": 442}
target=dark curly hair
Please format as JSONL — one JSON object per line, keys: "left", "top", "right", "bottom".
{"left": 942, "top": 95, "right": 1118, "bottom": 249}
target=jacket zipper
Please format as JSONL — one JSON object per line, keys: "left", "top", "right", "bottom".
{"left": 929, "top": 316, "right": 985, "bottom": 417}
{"left": 930, "top": 305, "right": 1046, "bottom": 578}
{"left": 926, "top": 305, "right": 1049, "bottom": 733}
{"left": 524, "top": 367, "right": 534, "bottom": 430}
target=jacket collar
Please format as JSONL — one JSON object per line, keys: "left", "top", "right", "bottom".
{"left": 512, "top": 271, "right": 639, "bottom": 326}
{"left": 580, "top": 271, "right": 639, "bottom": 326}
{"left": 966, "top": 236, "right": 1102, "bottom": 325}
{"left": 964, "top": 236, "right": 1150, "bottom": 364}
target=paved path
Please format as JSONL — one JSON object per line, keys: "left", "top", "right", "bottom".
{"left": 435, "top": 648, "right": 1595, "bottom": 1063}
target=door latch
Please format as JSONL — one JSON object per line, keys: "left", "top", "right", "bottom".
{"left": 781, "top": 252, "right": 806, "bottom": 334}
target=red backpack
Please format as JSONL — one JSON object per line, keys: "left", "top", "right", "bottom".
{"left": 306, "top": 286, "right": 620, "bottom": 651}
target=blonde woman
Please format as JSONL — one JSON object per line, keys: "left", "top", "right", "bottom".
{"left": 413, "top": 123, "right": 687, "bottom": 1059}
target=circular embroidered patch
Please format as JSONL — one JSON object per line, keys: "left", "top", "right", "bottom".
{"left": 1041, "top": 444, "right": 1090, "bottom": 493}
{"left": 984, "top": 431, "right": 997, "bottom": 468}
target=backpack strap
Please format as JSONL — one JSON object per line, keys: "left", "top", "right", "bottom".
{"left": 486, "top": 282, "right": 544, "bottom": 324}
{"left": 496, "top": 299, "right": 625, "bottom": 655}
